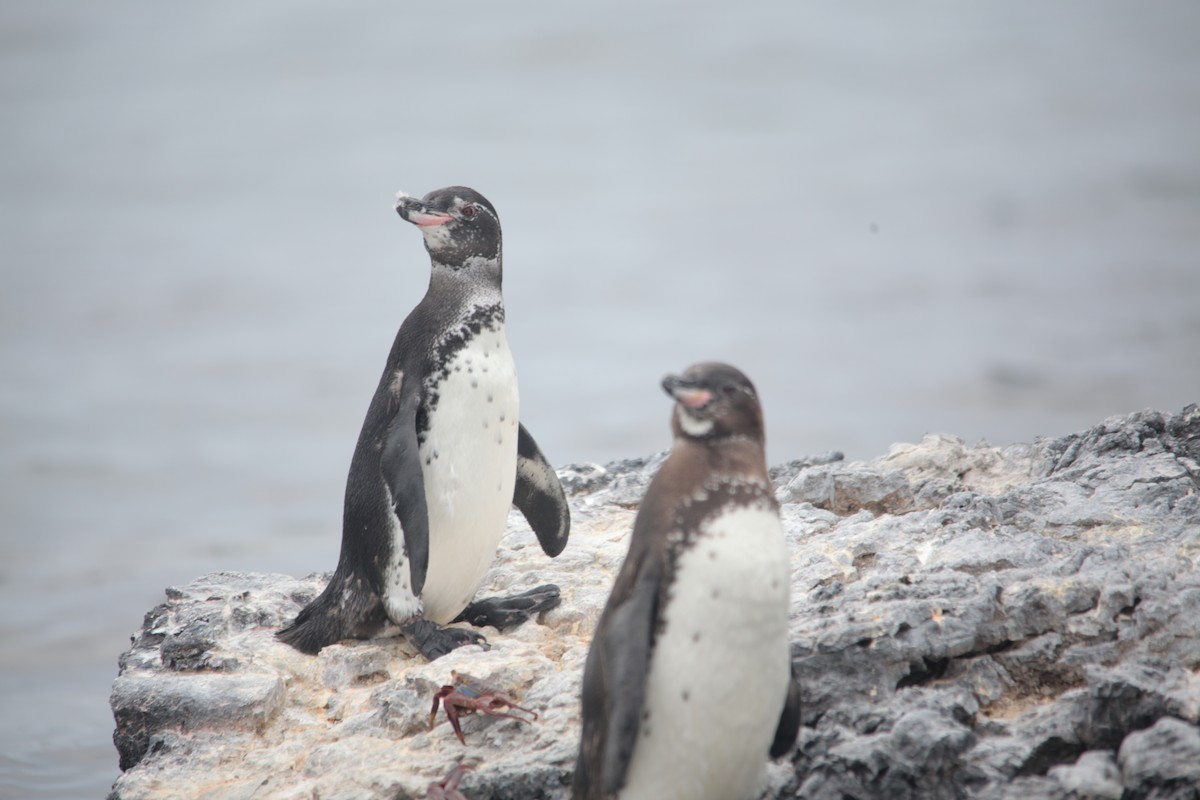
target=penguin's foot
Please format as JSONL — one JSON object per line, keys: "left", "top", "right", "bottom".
{"left": 400, "top": 618, "right": 490, "bottom": 662}
{"left": 454, "top": 584, "right": 562, "bottom": 630}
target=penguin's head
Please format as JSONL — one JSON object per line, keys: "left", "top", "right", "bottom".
{"left": 662, "top": 362, "right": 765, "bottom": 443}
{"left": 395, "top": 186, "right": 502, "bottom": 268}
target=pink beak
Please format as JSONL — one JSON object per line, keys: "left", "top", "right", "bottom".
{"left": 395, "top": 192, "right": 454, "bottom": 227}
{"left": 673, "top": 387, "right": 713, "bottom": 409}
{"left": 408, "top": 211, "right": 453, "bottom": 228}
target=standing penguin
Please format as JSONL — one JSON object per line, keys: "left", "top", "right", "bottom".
{"left": 573, "top": 362, "right": 800, "bottom": 800}
{"left": 277, "top": 186, "right": 570, "bottom": 660}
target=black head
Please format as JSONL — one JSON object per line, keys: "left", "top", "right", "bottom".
{"left": 662, "top": 362, "right": 765, "bottom": 444}
{"left": 394, "top": 186, "right": 502, "bottom": 269}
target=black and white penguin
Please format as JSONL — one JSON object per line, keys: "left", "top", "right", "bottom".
{"left": 573, "top": 362, "right": 800, "bottom": 800}
{"left": 277, "top": 186, "right": 570, "bottom": 660}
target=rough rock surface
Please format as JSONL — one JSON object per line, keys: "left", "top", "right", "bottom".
{"left": 109, "top": 407, "right": 1200, "bottom": 800}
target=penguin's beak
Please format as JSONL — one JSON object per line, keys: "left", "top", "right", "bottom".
{"left": 395, "top": 192, "right": 453, "bottom": 227}
{"left": 662, "top": 374, "right": 713, "bottom": 410}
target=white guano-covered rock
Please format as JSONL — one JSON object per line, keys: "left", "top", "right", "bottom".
{"left": 110, "top": 406, "right": 1200, "bottom": 799}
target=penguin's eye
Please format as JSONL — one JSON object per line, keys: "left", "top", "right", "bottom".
{"left": 460, "top": 204, "right": 478, "bottom": 219}
{"left": 721, "top": 384, "right": 739, "bottom": 397}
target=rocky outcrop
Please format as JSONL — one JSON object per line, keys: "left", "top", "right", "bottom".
{"left": 109, "top": 407, "right": 1200, "bottom": 800}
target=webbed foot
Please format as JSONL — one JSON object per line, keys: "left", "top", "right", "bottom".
{"left": 454, "top": 584, "right": 562, "bottom": 630}
{"left": 400, "top": 618, "right": 490, "bottom": 661}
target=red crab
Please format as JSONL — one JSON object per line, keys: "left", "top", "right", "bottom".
{"left": 428, "top": 672, "right": 539, "bottom": 744}
{"left": 425, "top": 763, "right": 470, "bottom": 800}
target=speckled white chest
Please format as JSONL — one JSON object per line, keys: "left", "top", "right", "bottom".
{"left": 383, "top": 324, "right": 519, "bottom": 625}
{"left": 620, "top": 504, "right": 791, "bottom": 800}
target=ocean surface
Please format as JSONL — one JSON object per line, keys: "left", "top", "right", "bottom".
{"left": 2, "top": 1, "right": 1198, "bottom": 796}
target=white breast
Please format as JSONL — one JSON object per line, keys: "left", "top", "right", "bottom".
{"left": 383, "top": 325, "right": 519, "bottom": 625}
{"left": 620, "top": 503, "right": 792, "bottom": 800}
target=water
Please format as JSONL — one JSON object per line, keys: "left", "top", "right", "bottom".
{"left": 2, "top": 2, "right": 1198, "bottom": 796}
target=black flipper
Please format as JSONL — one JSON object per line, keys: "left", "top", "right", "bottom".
{"left": 573, "top": 556, "right": 661, "bottom": 798}
{"left": 513, "top": 423, "right": 570, "bottom": 557}
{"left": 455, "top": 584, "right": 562, "bottom": 629}
{"left": 277, "top": 372, "right": 427, "bottom": 655}
{"left": 380, "top": 374, "right": 430, "bottom": 596}
{"left": 770, "top": 660, "right": 802, "bottom": 758}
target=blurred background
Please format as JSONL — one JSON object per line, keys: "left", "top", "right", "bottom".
{"left": 2, "top": 1, "right": 1198, "bottom": 796}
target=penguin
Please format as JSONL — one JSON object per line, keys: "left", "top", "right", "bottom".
{"left": 573, "top": 362, "right": 801, "bottom": 800}
{"left": 277, "top": 186, "right": 570, "bottom": 660}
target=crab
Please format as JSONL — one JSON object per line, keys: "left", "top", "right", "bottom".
{"left": 428, "top": 671, "right": 539, "bottom": 744}
{"left": 425, "top": 763, "right": 470, "bottom": 800}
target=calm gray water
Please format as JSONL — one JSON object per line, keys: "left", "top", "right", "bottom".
{"left": 2, "top": 1, "right": 1198, "bottom": 796}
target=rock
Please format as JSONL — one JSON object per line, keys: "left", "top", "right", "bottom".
{"left": 1117, "top": 716, "right": 1200, "bottom": 799}
{"left": 1048, "top": 750, "right": 1123, "bottom": 799}
{"left": 780, "top": 460, "right": 916, "bottom": 515}
{"left": 111, "top": 672, "right": 285, "bottom": 772}
{"left": 109, "top": 406, "right": 1200, "bottom": 799}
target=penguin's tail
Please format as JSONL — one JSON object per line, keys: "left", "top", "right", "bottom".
{"left": 276, "top": 570, "right": 382, "bottom": 655}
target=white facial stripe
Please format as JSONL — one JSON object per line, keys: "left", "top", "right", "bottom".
{"left": 454, "top": 196, "right": 497, "bottom": 223}
{"left": 421, "top": 223, "right": 454, "bottom": 249}
{"left": 678, "top": 409, "right": 714, "bottom": 437}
